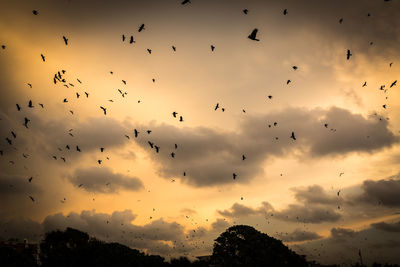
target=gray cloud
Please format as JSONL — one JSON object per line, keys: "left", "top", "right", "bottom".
{"left": 358, "top": 176, "right": 400, "bottom": 207}
{"left": 371, "top": 221, "right": 400, "bottom": 233}
{"left": 68, "top": 167, "right": 143, "bottom": 193}
{"left": 278, "top": 229, "right": 322, "bottom": 242}
{"left": 275, "top": 204, "right": 341, "bottom": 224}
{"left": 135, "top": 107, "right": 397, "bottom": 187}
{"left": 330, "top": 227, "right": 357, "bottom": 242}
{"left": 217, "top": 203, "right": 267, "bottom": 218}
{"left": 0, "top": 172, "right": 40, "bottom": 195}
{"left": 210, "top": 218, "right": 230, "bottom": 232}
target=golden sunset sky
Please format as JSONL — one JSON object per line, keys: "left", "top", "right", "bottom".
{"left": 1, "top": 0, "right": 400, "bottom": 265}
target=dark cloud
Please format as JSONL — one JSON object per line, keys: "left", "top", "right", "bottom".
{"left": 217, "top": 203, "right": 266, "bottom": 218}
{"left": 293, "top": 185, "right": 337, "bottom": 205}
{"left": 278, "top": 229, "right": 322, "bottom": 242}
{"left": 371, "top": 221, "right": 400, "bottom": 233}
{"left": 135, "top": 107, "right": 397, "bottom": 187}
{"left": 330, "top": 227, "right": 357, "bottom": 242}
{"left": 210, "top": 219, "right": 230, "bottom": 232}
{"left": 68, "top": 167, "right": 143, "bottom": 193}
{"left": 0, "top": 172, "right": 40, "bottom": 195}
{"left": 358, "top": 177, "right": 400, "bottom": 207}
{"left": 275, "top": 204, "right": 341, "bottom": 224}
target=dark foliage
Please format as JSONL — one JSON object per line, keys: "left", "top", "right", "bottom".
{"left": 211, "top": 225, "right": 308, "bottom": 267}
{"left": 0, "top": 245, "right": 38, "bottom": 267}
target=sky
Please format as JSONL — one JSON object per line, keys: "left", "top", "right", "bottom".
{"left": 0, "top": 0, "right": 400, "bottom": 265}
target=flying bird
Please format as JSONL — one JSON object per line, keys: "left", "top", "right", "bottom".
{"left": 290, "top": 131, "right": 296, "bottom": 140}
{"left": 214, "top": 103, "right": 219, "bottom": 110}
{"left": 76, "top": 145, "right": 81, "bottom": 152}
{"left": 242, "top": 155, "right": 246, "bottom": 160}
{"left": 122, "top": 34, "right": 126, "bottom": 41}
{"left": 339, "top": 18, "right": 343, "bottom": 24}
{"left": 138, "top": 24, "right": 145, "bottom": 32}
{"left": 346, "top": 49, "right": 352, "bottom": 60}
{"left": 28, "top": 100, "right": 34, "bottom": 108}
{"left": 211, "top": 45, "right": 215, "bottom": 52}
{"left": 233, "top": 173, "right": 237, "bottom": 179}
{"left": 134, "top": 129, "right": 139, "bottom": 138}
{"left": 100, "top": 147, "right": 104, "bottom": 152}
{"left": 63, "top": 36, "right": 68, "bottom": 45}
{"left": 179, "top": 116, "right": 184, "bottom": 122}
{"left": 28, "top": 177, "right": 33, "bottom": 183}
{"left": 147, "top": 49, "right": 152, "bottom": 54}
{"left": 292, "top": 66, "right": 298, "bottom": 70}
{"left": 248, "top": 29, "right": 260, "bottom": 41}
{"left": 32, "top": 10, "right": 38, "bottom": 15}
{"left": 243, "top": 9, "right": 248, "bottom": 14}
{"left": 181, "top": 0, "right": 191, "bottom": 5}
{"left": 28, "top": 196, "right": 35, "bottom": 202}
{"left": 16, "top": 104, "right": 21, "bottom": 111}
{"left": 172, "top": 46, "right": 176, "bottom": 51}
{"left": 287, "top": 80, "right": 291, "bottom": 85}
{"left": 172, "top": 112, "right": 178, "bottom": 117}
{"left": 283, "top": 9, "right": 288, "bottom": 15}
{"left": 390, "top": 80, "right": 397, "bottom": 88}
{"left": 130, "top": 36, "right": 135, "bottom": 44}
{"left": 154, "top": 145, "right": 160, "bottom": 153}
{"left": 41, "top": 54, "right": 45, "bottom": 62}
{"left": 148, "top": 141, "right": 154, "bottom": 148}
{"left": 362, "top": 81, "right": 367, "bottom": 87}
{"left": 100, "top": 106, "right": 107, "bottom": 115}
{"left": 23, "top": 117, "right": 30, "bottom": 128}
{"left": 171, "top": 152, "right": 175, "bottom": 158}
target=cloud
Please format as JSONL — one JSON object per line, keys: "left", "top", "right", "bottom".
{"left": 134, "top": 107, "right": 397, "bottom": 187}
{"left": 371, "top": 221, "right": 400, "bottom": 233}
{"left": 330, "top": 227, "right": 357, "bottom": 242}
{"left": 293, "top": 185, "right": 337, "bottom": 205}
{"left": 0, "top": 172, "right": 41, "bottom": 196}
{"left": 278, "top": 229, "right": 322, "bottom": 242}
{"left": 357, "top": 176, "right": 400, "bottom": 207}
{"left": 217, "top": 203, "right": 266, "bottom": 218}
{"left": 275, "top": 204, "right": 341, "bottom": 224}
{"left": 68, "top": 167, "right": 143, "bottom": 193}
{"left": 210, "top": 219, "right": 230, "bottom": 232}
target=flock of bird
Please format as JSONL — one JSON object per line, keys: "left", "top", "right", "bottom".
{"left": 0, "top": 0, "right": 398, "bottom": 261}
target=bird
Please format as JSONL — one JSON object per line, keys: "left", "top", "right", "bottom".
{"left": 242, "top": 155, "right": 246, "bottom": 160}
{"left": 290, "top": 131, "right": 296, "bottom": 140}
{"left": 98, "top": 160, "right": 102, "bottom": 164}
{"left": 147, "top": 49, "right": 152, "bottom": 54}
{"left": 1, "top": 45, "right": 5, "bottom": 49}
{"left": 248, "top": 29, "right": 259, "bottom": 41}
{"left": 171, "top": 152, "right": 175, "bottom": 158}
{"left": 122, "top": 80, "right": 126, "bottom": 85}
{"left": 61, "top": 157, "right": 66, "bottom": 162}
{"left": 28, "top": 100, "right": 34, "bottom": 108}
{"left": 339, "top": 172, "right": 344, "bottom": 177}
{"left": 66, "top": 145, "right": 70, "bottom": 150}
{"left": 154, "top": 145, "right": 160, "bottom": 153}
{"left": 283, "top": 9, "right": 288, "bottom": 15}
{"left": 85, "top": 92, "right": 89, "bottom": 98}
{"left": 76, "top": 92, "right": 80, "bottom": 98}
{"left": 268, "top": 95, "right": 273, "bottom": 99}
{"left": 179, "top": 116, "right": 184, "bottom": 122}
{"left": 148, "top": 141, "right": 154, "bottom": 148}
{"left": 134, "top": 129, "right": 139, "bottom": 138}
{"left": 77, "top": 78, "right": 82, "bottom": 83}
{"left": 28, "top": 196, "right": 35, "bottom": 202}
{"left": 146, "top": 130, "right": 152, "bottom": 134}
{"left": 339, "top": 18, "right": 343, "bottom": 24}
{"left": 382, "top": 104, "right": 386, "bottom": 109}
{"left": 130, "top": 36, "right": 135, "bottom": 44}
{"left": 100, "top": 147, "right": 104, "bottom": 152}
{"left": 11, "top": 131, "right": 16, "bottom": 138}
{"left": 6, "top": 137, "right": 12, "bottom": 145}
{"left": 63, "top": 36, "right": 68, "bottom": 45}
{"left": 324, "top": 123, "right": 328, "bottom": 128}
{"left": 122, "top": 34, "right": 126, "bottom": 41}
{"left": 16, "top": 104, "right": 21, "bottom": 111}
{"left": 172, "top": 46, "right": 176, "bottom": 51}
{"left": 181, "top": 0, "right": 191, "bottom": 4}
{"left": 63, "top": 98, "right": 68, "bottom": 103}
{"left": 138, "top": 24, "right": 145, "bottom": 32}
{"left": 152, "top": 78, "right": 155, "bottom": 82}
{"left": 32, "top": 10, "right": 38, "bottom": 15}
{"left": 346, "top": 49, "right": 352, "bottom": 60}
{"left": 214, "top": 103, "right": 219, "bottom": 110}
{"left": 100, "top": 106, "right": 107, "bottom": 115}
{"left": 390, "top": 80, "right": 397, "bottom": 88}
{"left": 27, "top": 83, "right": 32, "bottom": 88}
{"left": 76, "top": 145, "right": 81, "bottom": 152}
{"left": 41, "top": 54, "right": 45, "bottom": 62}
{"left": 362, "top": 81, "right": 367, "bottom": 87}
{"left": 39, "top": 103, "right": 44, "bottom": 108}
{"left": 233, "top": 173, "right": 237, "bottom": 179}
{"left": 389, "top": 62, "right": 393, "bottom": 67}
{"left": 211, "top": 45, "right": 215, "bottom": 52}
{"left": 243, "top": 9, "right": 248, "bottom": 14}
{"left": 337, "top": 190, "right": 341, "bottom": 196}
{"left": 23, "top": 117, "right": 30, "bottom": 128}
{"left": 174, "top": 144, "right": 178, "bottom": 149}
{"left": 292, "top": 66, "right": 298, "bottom": 70}
{"left": 172, "top": 112, "right": 178, "bottom": 118}
{"left": 287, "top": 80, "right": 291, "bottom": 85}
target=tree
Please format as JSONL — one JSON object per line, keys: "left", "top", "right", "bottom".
{"left": 211, "top": 225, "right": 308, "bottom": 267}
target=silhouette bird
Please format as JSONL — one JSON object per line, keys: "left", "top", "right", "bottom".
{"left": 233, "top": 173, "right": 237, "bottom": 179}
{"left": 122, "top": 80, "right": 126, "bottom": 85}
{"left": 76, "top": 92, "right": 80, "bottom": 98}
{"left": 171, "top": 152, "right": 175, "bottom": 158}
{"left": 382, "top": 104, "right": 386, "bottom": 109}
{"left": 346, "top": 49, "right": 352, "bottom": 60}
{"left": 76, "top": 145, "right": 81, "bottom": 152}
{"left": 130, "top": 36, "right": 135, "bottom": 44}
{"left": 27, "top": 83, "right": 32, "bottom": 88}
{"left": 211, "top": 45, "right": 215, "bottom": 51}
{"left": 41, "top": 54, "right": 45, "bottom": 62}
{"left": 179, "top": 116, "right": 184, "bottom": 122}
{"left": 324, "top": 123, "right": 328, "bottom": 128}
{"left": 66, "top": 145, "right": 70, "bottom": 150}
{"left": 181, "top": 0, "right": 191, "bottom": 4}
{"left": 215, "top": 103, "right": 219, "bottom": 110}
{"left": 146, "top": 130, "right": 152, "bottom": 134}
{"left": 242, "top": 155, "right": 246, "bottom": 160}
{"left": 138, "top": 24, "right": 145, "bottom": 32}
{"left": 390, "top": 80, "right": 397, "bottom": 88}
{"left": 16, "top": 104, "right": 21, "bottom": 111}
{"left": 248, "top": 29, "right": 260, "bottom": 41}
{"left": 389, "top": 62, "right": 393, "bottom": 67}
{"left": 292, "top": 66, "right": 298, "bottom": 70}
{"left": 85, "top": 92, "right": 89, "bottom": 97}
{"left": 32, "top": 10, "right": 38, "bottom": 15}
{"left": 61, "top": 157, "right": 66, "bottom": 162}
{"left": 283, "top": 9, "right": 288, "bottom": 15}
{"left": 339, "top": 18, "right": 343, "bottom": 24}
{"left": 172, "top": 46, "right": 176, "bottom": 51}
{"left": 155, "top": 145, "right": 160, "bottom": 153}
{"left": 175, "top": 143, "right": 178, "bottom": 149}
{"left": 28, "top": 177, "right": 33, "bottom": 182}
{"left": 243, "top": 9, "right": 248, "bottom": 14}
{"left": 63, "top": 98, "right": 68, "bottom": 103}
{"left": 100, "top": 147, "right": 104, "bottom": 152}
{"left": 148, "top": 141, "right": 154, "bottom": 148}
{"left": 1, "top": 45, "right": 5, "bottom": 49}
{"left": 63, "top": 36, "right": 68, "bottom": 45}
{"left": 11, "top": 131, "right": 16, "bottom": 138}
{"left": 268, "top": 95, "right": 272, "bottom": 99}
{"left": 122, "top": 34, "right": 126, "bottom": 41}
{"left": 28, "top": 100, "right": 34, "bottom": 108}
{"left": 24, "top": 117, "right": 30, "bottom": 128}
{"left": 147, "top": 49, "right": 152, "bottom": 54}
{"left": 287, "top": 80, "right": 291, "bottom": 84}
{"left": 98, "top": 160, "right": 102, "bottom": 164}
{"left": 29, "top": 196, "right": 35, "bottom": 202}
{"left": 134, "top": 129, "right": 139, "bottom": 138}
{"left": 172, "top": 112, "right": 178, "bottom": 117}
{"left": 362, "top": 81, "right": 367, "bottom": 87}
{"left": 290, "top": 131, "right": 296, "bottom": 140}
{"left": 100, "top": 106, "right": 107, "bottom": 115}
{"left": 6, "top": 137, "right": 12, "bottom": 145}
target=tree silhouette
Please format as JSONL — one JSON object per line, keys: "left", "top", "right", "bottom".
{"left": 211, "top": 225, "right": 308, "bottom": 267}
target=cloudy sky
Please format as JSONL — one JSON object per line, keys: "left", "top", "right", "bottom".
{"left": 1, "top": 0, "right": 400, "bottom": 265}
